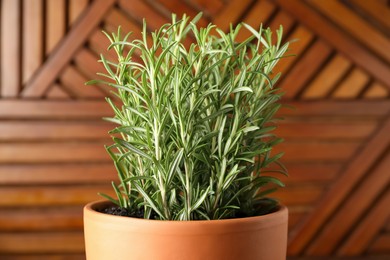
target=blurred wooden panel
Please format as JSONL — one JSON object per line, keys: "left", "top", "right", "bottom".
{"left": 22, "top": 0, "right": 43, "bottom": 85}
{"left": 276, "top": 141, "right": 360, "bottom": 162}
{"left": 276, "top": 121, "right": 377, "bottom": 139}
{"left": 306, "top": 151, "right": 390, "bottom": 255}
{"left": 0, "top": 206, "right": 83, "bottom": 231}
{"left": 308, "top": 0, "right": 390, "bottom": 63}
{"left": 46, "top": 0, "right": 66, "bottom": 54}
{"left": 1, "top": 0, "right": 21, "bottom": 97}
{"left": 0, "top": 142, "right": 110, "bottom": 163}
{"left": 0, "top": 185, "right": 111, "bottom": 206}
{"left": 0, "top": 100, "right": 112, "bottom": 119}
{"left": 68, "top": 0, "right": 89, "bottom": 26}
{"left": 0, "top": 121, "right": 112, "bottom": 140}
{"left": 0, "top": 255, "right": 85, "bottom": 260}
{"left": 364, "top": 82, "right": 389, "bottom": 99}
{"left": 302, "top": 55, "right": 351, "bottom": 99}
{"left": 338, "top": 189, "right": 390, "bottom": 255}
{"left": 59, "top": 65, "right": 105, "bottom": 98}
{"left": 368, "top": 233, "right": 390, "bottom": 254}
{"left": 280, "top": 40, "right": 332, "bottom": 99}
{"left": 45, "top": 84, "right": 71, "bottom": 99}
{"left": 0, "top": 0, "right": 389, "bottom": 258}
{"left": 0, "top": 163, "right": 116, "bottom": 185}
{"left": 21, "top": 0, "right": 115, "bottom": 98}
{"left": 0, "top": 232, "right": 84, "bottom": 253}
{"left": 332, "top": 68, "right": 370, "bottom": 99}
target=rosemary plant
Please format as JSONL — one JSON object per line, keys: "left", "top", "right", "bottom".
{"left": 88, "top": 13, "right": 289, "bottom": 220}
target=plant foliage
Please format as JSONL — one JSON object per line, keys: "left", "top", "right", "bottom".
{"left": 88, "top": 13, "right": 290, "bottom": 220}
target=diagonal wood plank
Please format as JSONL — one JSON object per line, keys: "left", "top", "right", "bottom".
{"left": 331, "top": 68, "right": 370, "bottom": 99}
{"left": 350, "top": 0, "right": 390, "bottom": 29}
{"left": 21, "top": 0, "right": 115, "bottom": 98}
{"left": 212, "top": 0, "right": 255, "bottom": 31}
{"left": 307, "top": 0, "right": 390, "bottom": 63}
{"left": 305, "top": 150, "right": 390, "bottom": 255}
{"left": 337, "top": 188, "right": 390, "bottom": 255}
{"left": 274, "top": 0, "right": 390, "bottom": 88}
{"left": 302, "top": 55, "right": 351, "bottom": 99}
{"left": 280, "top": 39, "right": 332, "bottom": 99}
{"left": 287, "top": 114, "right": 390, "bottom": 255}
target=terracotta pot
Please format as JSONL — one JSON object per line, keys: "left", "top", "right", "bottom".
{"left": 84, "top": 200, "right": 288, "bottom": 260}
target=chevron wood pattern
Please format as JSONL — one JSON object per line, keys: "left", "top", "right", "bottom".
{"left": 0, "top": 0, "right": 389, "bottom": 258}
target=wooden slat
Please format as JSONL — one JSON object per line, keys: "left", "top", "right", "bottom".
{"left": 308, "top": 0, "right": 390, "bottom": 63}
{"left": 73, "top": 48, "right": 102, "bottom": 79}
{"left": 289, "top": 210, "right": 308, "bottom": 230}
{"left": 21, "top": 0, "right": 115, "bottom": 97}
{"left": 338, "top": 190, "right": 390, "bottom": 255}
{"left": 88, "top": 29, "right": 118, "bottom": 62}
{"left": 364, "top": 82, "right": 389, "bottom": 99}
{"left": 278, "top": 163, "right": 341, "bottom": 184}
{"left": 153, "top": 0, "right": 209, "bottom": 27}
{"left": 275, "top": 141, "right": 360, "bottom": 162}
{"left": 0, "top": 206, "right": 83, "bottom": 231}
{"left": 287, "top": 117, "right": 390, "bottom": 255}
{"left": 306, "top": 151, "right": 390, "bottom": 255}
{"left": 274, "top": 185, "right": 323, "bottom": 206}
{"left": 351, "top": 0, "right": 390, "bottom": 29}
{"left": 302, "top": 55, "right": 351, "bottom": 99}
{"left": 0, "top": 163, "right": 116, "bottom": 185}
{"left": 118, "top": 0, "right": 169, "bottom": 30}
{"left": 237, "top": 0, "right": 277, "bottom": 42}
{"left": 45, "top": 84, "right": 71, "bottom": 99}
{"left": 332, "top": 68, "right": 370, "bottom": 99}
{"left": 22, "top": 0, "right": 43, "bottom": 84}
{"left": 0, "top": 142, "right": 110, "bottom": 163}
{"left": 0, "top": 185, "right": 112, "bottom": 206}
{"left": 278, "top": 101, "right": 390, "bottom": 117}
{"left": 280, "top": 40, "right": 332, "bottom": 99}
{"left": 104, "top": 8, "right": 143, "bottom": 40}
{"left": 0, "top": 255, "right": 85, "bottom": 260}
{"left": 367, "top": 233, "right": 390, "bottom": 254}
{"left": 273, "top": 25, "right": 314, "bottom": 76}
{"left": 0, "top": 100, "right": 112, "bottom": 119}
{"left": 0, "top": 121, "right": 112, "bottom": 141}
{"left": 0, "top": 232, "right": 84, "bottom": 253}
{"left": 276, "top": 121, "right": 377, "bottom": 139}
{"left": 46, "top": 0, "right": 66, "bottom": 55}
{"left": 190, "top": 0, "right": 224, "bottom": 16}
{"left": 212, "top": 0, "right": 255, "bottom": 31}
{"left": 59, "top": 65, "right": 105, "bottom": 98}
{"left": 268, "top": 10, "right": 295, "bottom": 43}
{"left": 275, "top": 0, "right": 390, "bottom": 88}
{"left": 1, "top": 0, "right": 21, "bottom": 97}
{"left": 68, "top": 0, "right": 89, "bottom": 26}
{"left": 72, "top": 48, "right": 114, "bottom": 97}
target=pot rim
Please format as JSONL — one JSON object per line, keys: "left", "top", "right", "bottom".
{"left": 84, "top": 200, "right": 288, "bottom": 234}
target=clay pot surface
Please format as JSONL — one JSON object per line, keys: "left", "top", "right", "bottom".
{"left": 84, "top": 200, "right": 288, "bottom": 260}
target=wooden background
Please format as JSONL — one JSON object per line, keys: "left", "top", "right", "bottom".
{"left": 0, "top": 0, "right": 389, "bottom": 258}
